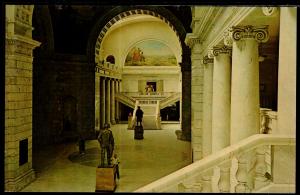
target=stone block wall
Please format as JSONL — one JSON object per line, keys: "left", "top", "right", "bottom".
{"left": 5, "top": 36, "right": 40, "bottom": 191}
{"left": 32, "top": 54, "right": 95, "bottom": 147}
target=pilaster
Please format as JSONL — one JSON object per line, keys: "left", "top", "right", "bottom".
{"left": 5, "top": 5, "right": 40, "bottom": 192}
{"left": 202, "top": 55, "right": 213, "bottom": 157}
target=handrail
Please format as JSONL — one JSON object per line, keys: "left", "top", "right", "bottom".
{"left": 115, "top": 92, "right": 136, "bottom": 104}
{"left": 115, "top": 93, "right": 136, "bottom": 108}
{"left": 160, "top": 92, "right": 180, "bottom": 109}
{"left": 134, "top": 134, "right": 295, "bottom": 192}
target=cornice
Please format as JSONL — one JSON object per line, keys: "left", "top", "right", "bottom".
{"left": 196, "top": 7, "right": 256, "bottom": 54}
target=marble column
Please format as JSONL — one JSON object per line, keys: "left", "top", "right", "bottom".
{"left": 110, "top": 79, "right": 116, "bottom": 124}
{"left": 105, "top": 78, "right": 111, "bottom": 125}
{"left": 119, "top": 80, "right": 122, "bottom": 92}
{"left": 115, "top": 80, "right": 119, "bottom": 123}
{"left": 202, "top": 55, "right": 214, "bottom": 157}
{"left": 225, "top": 25, "right": 269, "bottom": 191}
{"left": 100, "top": 77, "right": 106, "bottom": 129}
{"left": 208, "top": 45, "right": 232, "bottom": 152}
{"left": 95, "top": 75, "right": 100, "bottom": 131}
{"left": 224, "top": 25, "right": 269, "bottom": 144}
{"left": 277, "top": 7, "right": 296, "bottom": 136}
{"left": 273, "top": 7, "right": 296, "bottom": 186}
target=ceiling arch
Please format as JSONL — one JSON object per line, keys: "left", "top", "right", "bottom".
{"left": 99, "top": 17, "right": 182, "bottom": 68}
{"left": 86, "top": 6, "right": 190, "bottom": 68}
{"left": 94, "top": 9, "right": 182, "bottom": 66}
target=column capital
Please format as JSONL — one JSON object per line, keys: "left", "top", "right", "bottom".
{"left": 203, "top": 55, "right": 214, "bottom": 65}
{"left": 185, "top": 33, "right": 202, "bottom": 49}
{"left": 262, "top": 7, "right": 278, "bottom": 16}
{"left": 208, "top": 45, "right": 232, "bottom": 58}
{"left": 224, "top": 25, "right": 269, "bottom": 46}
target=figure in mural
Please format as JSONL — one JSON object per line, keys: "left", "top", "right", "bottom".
{"left": 135, "top": 106, "right": 144, "bottom": 126}
{"left": 125, "top": 40, "right": 177, "bottom": 66}
{"left": 132, "top": 47, "right": 142, "bottom": 63}
{"left": 97, "top": 123, "right": 114, "bottom": 167}
{"left": 140, "top": 51, "right": 145, "bottom": 62}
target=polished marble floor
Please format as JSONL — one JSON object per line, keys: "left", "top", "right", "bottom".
{"left": 21, "top": 123, "right": 192, "bottom": 192}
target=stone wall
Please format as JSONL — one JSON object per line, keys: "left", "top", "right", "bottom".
{"left": 5, "top": 5, "right": 41, "bottom": 191}
{"left": 32, "top": 54, "right": 94, "bottom": 147}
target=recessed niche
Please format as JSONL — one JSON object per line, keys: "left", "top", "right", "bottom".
{"left": 19, "top": 138, "right": 28, "bottom": 166}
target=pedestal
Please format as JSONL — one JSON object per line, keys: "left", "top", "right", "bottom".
{"left": 95, "top": 166, "right": 116, "bottom": 192}
{"left": 134, "top": 125, "right": 144, "bottom": 140}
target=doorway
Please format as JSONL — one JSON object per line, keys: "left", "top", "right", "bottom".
{"left": 147, "top": 81, "right": 156, "bottom": 92}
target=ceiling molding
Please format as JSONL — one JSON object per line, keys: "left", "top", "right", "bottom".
{"left": 202, "top": 7, "right": 255, "bottom": 54}
{"left": 187, "top": 7, "right": 256, "bottom": 56}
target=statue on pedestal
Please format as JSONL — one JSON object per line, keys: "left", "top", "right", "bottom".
{"left": 97, "top": 123, "right": 114, "bottom": 167}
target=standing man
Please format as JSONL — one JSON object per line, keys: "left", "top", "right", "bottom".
{"left": 135, "top": 106, "right": 144, "bottom": 126}
{"left": 97, "top": 123, "right": 114, "bottom": 167}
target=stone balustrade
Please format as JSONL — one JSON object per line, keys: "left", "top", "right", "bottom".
{"left": 134, "top": 134, "right": 295, "bottom": 193}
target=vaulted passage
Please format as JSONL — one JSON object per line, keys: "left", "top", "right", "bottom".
{"left": 4, "top": 5, "right": 295, "bottom": 193}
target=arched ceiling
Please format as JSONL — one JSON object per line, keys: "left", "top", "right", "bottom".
{"left": 95, "top": 9, "right": 182, "bottom": 67}
{"left": 38, "top": 5, "right": 191, "bottom": 57}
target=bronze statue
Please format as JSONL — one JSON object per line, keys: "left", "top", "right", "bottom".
{"left": 97, "top": 123, "right": 114, "bottom": 167}
{"left": 135, "top": 106, "right": 144, "bottom": 126}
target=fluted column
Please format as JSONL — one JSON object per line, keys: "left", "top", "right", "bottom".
{"left": 110, "top": 79, "right": 116, "bottom": 124}
{"left": 224, "top": 25, "right": 269, "bottom": 144}
{"left": 105, "top": 78, "right": 111, "bottom": 125}
{"left": 209, "top": 45, "right": 232, "bottom": 152}
{"left": 100, "top": 77, "right": 106, "bottom": 129}
{"left": 115, "top": 79, "right": 119, "bottom": 123}
{"left": 202, "top": 55, "right": 213, "bottom": 157}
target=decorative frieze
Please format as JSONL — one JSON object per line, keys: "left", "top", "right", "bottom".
{"left": 208, "top": 45, "right": 232, "bottom": 58}
{"left": 224, "top": 25, "right": 269, "bottom": 46}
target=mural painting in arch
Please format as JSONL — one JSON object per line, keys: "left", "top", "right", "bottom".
{"left": 125, "top": 40, "right": 177, "bottom": 66}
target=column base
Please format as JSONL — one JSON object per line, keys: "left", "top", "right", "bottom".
{"left": 111, "top": 120, "right": 116, "bottom": 125}
{"left": 5, "top": 168, "right": 36, "bottom": 192}
{"left": 175, "top": 130, "right": 191, "bottom": 141}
